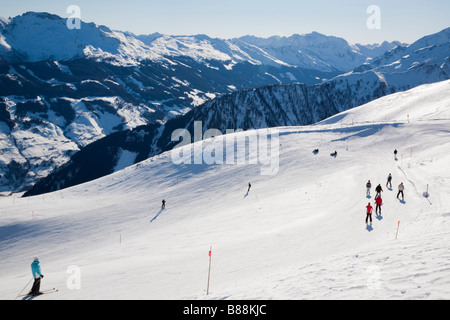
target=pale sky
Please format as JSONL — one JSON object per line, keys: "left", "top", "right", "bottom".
{"left": 1, "top": 0, "right": 449, "bottom": 44}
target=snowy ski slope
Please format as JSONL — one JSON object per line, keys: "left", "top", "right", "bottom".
{"left": 1, "top": 80, "right": 450, "bottom": 300}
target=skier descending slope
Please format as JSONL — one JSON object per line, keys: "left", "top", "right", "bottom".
{"left": 375, "top": 195, "right": 383, "bottom": 215}
{"left": 397, "top": 183, "right": 405, "bottom": 201}
{"left": 386, "top": 173, "right": 393, "bottom": 188}
{"left": 29, "top": 257, "right": 44, "bottom": 296}
{"left": 365, "top": 202, "right": 373, "bottom": 224}
{"left": 375, "top": 184, "right": 383, "bottom": 197}
{"left": 162, "top": 199, "right": 166, "bottom": 209}
{"left": 366, "top": 180, "right": 372, "bottom": 197}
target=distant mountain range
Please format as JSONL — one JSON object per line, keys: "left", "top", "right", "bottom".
{"left": 0, "top": 12, "right": 403, "bottom": 69}
{"left": 0, "top": 11, "right": 448, "bottom": 195}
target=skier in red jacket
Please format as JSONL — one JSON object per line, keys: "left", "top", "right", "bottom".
{"left": 375, "top": 196, "right": 383, "bottom": 214}
{"left": 366, "top": 203, "right": 373, "bottom": 224}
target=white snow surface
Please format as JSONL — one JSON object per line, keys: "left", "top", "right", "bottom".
{"left": 1, "top": 80, "right": 450, "bottom": 300}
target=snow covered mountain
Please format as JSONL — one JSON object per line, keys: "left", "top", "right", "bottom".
{"left": 353, "top": 41, "right": 407, "bottom": 60}
{"left": 354, "top": 27, "right": 450, "bottom": 88}
{"left": 1, "top": 12, "right": 345, "bottom": 194}
{"left": 1, "top": 80, "right": 450, "bottom": 300}
{"left": 0, "top": 57, "right": 338, "bottom": 194}
{"left": 138, "top": 32, "right": 403, "bottom": 72}
{"left": 0, "top": 12, "right": 447, "bottom": 195}
{"left": 0, "top": 12, "right": 401, "bottom": 70}
{"left": 231, "top": 33, "right": 404, "bottom": 72}
{"left": 24, "top": 26, "right": 450, "bottom": 197}
{"left": 0, "top": 12, "right": 161, "bottom": 65}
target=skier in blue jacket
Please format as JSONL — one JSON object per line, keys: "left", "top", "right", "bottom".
{"left": 30, "top": 257, "right": 44, "bottom": 296}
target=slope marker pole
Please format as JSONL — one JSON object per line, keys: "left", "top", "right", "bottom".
{"left": 206, "top": 246, "right": 212, "bottom": 295}
{"left": 395, "top": 221, "right": 400, "bottom": 240}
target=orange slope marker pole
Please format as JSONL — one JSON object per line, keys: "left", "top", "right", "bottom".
{"left": 395, "top": 221, "right": 400, "bottom": 240}
{"left": 206, "top": 246, "right": 212, "bottom": 295}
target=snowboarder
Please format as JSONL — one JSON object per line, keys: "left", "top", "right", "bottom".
{"left": 394, "top": 149, "right": 398, "bottom": 160}
{"left": 161, "top": 199, "right": 166, "bottom": 209}
{"left": 366, "top": 180, "right": 372, "bottom": 197}
{"left": 366, "top": 202, "right": 373, "bottom": 224}
{"left": 375, "top": 184, "right": 383, "bottom": 197}
{"left": 313, "top": 149, "right": 319, "bottom": 154}
{"left": 29, "top": 257, "right": 44, "bottom": 296}
{"left": 375, "top": 195, "right": 383, "bottom": 214}
{"left": 386, "top": 173, "right": 392, "bottom": 188}
{"left": 397, "top": 183, "right": 405, "bottom": 201}
{"left": 247, "top": 183, "right": 251, "bottom": 193}
{"left": 330, "top": 151, "right": 337, "bottom": 157}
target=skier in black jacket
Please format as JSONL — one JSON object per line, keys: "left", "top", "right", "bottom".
{"left": 375, "top": 184, "right": 383, "bottom": 197}
{"left": 386, "top": 173, "right": 392, "bottom": 188}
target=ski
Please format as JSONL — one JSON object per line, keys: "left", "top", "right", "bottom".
{"left": 41, "top": 288, "right": 59, "bottom": 294}
{"left": 19, "top": 288, "right": 58, "bottom": 297}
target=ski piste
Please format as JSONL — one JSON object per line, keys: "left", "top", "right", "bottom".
{"left": 19, "top": 288, "right": 58, "bottom": 298}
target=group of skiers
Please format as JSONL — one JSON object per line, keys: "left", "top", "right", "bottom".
{"left": 365, "top": 150, "right": 406, "bottom": 225}
{"left": 23, "top": 148, "right": 407, "bottom": 296}
{"left": 365, "top": 181, "right": 383, "bottom": 224}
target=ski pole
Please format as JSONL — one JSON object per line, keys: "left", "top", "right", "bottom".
{"left": 15, "top": 278, "right": 33, "bottom": 300}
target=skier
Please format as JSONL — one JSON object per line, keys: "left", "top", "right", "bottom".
{"left": 375, "top": 184, "right": 383, "bottom": 197}
{"left": 366, "top": 180, "right": 372, "bottom": 197}
{"left": 29, "top": 257, "right": 44, "bottom": 296}
{"left": 375, "top": 195, "right": 383, "bottom": 214}
{"left": 247, "top": 183, "right": 251, "bottom": 193}
{"left": 330, "top": 151, "right": 337, "bottom": 157}
{"left": 161, "top": 199, "right": 166, "bottom": 209}
{"left": 394, "top": 149, "right": 398, "bottom": 159}
{"left": 366, "top": 202, "right": 373, "bottom": 224}
{"left": 397, "top": 183, "right": 405, "bottom": 201}
{"left": 386, "top": 173, "right": 392, "bottom": 188}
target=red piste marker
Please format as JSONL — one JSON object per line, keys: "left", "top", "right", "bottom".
{"left": 207, "top": 246, "right": 212, "bottom": 295}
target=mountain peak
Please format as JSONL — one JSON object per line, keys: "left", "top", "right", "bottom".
{"left": 408, "top": 27, "right": 450, "bottom": 50}
{"left": 21, "top": 11, "right": 62, "bottom": 20}
{"left": 0, "top": 11, "right": 164, "bottom": 65}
